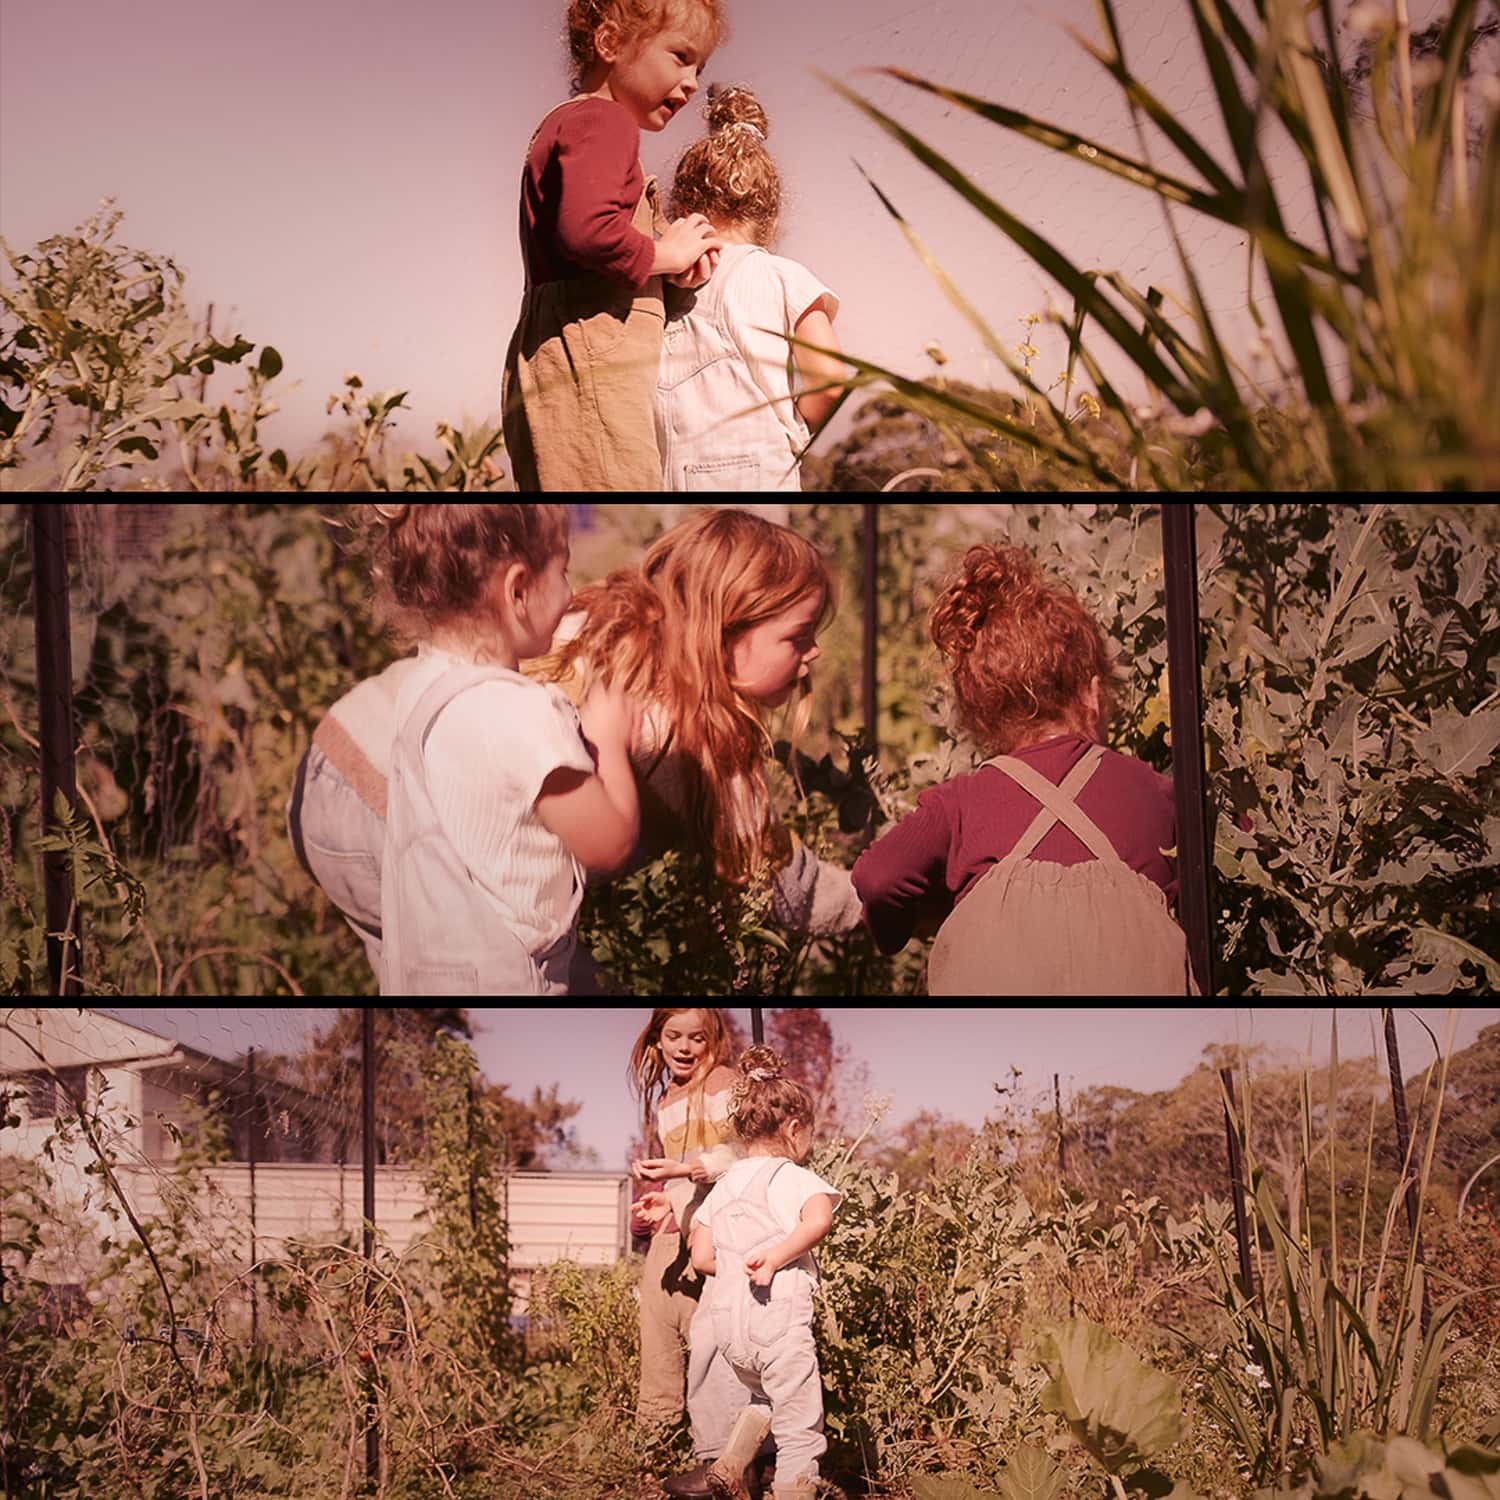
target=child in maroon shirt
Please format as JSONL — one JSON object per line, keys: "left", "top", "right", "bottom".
{"left": 853, "top": 542, "right": 1192, "bottom": 995}
{"left": 501, "top": 0, "right": 728, "bottom": 491}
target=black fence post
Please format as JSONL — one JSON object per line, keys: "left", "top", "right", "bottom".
{"left": 1161, "top": 504, "right": 1216, "bottom": 996}
{"left": 1382, "top": 1009, "right": 1431, "bottom": 1334}
{"left": 751, "top": 1007, "right": 765, "bottom": 1046}
{"left": 362, "top": 1007, "right": 378, "bottom": 1489}
{"left": 248, "top": 1045, "right": 258, "bottom": 1347}
{"left": 862, "top": 503, "right": 879, "bottom": 744}
{"left": 31, "top": 503, "right": 84, "bottom": 996}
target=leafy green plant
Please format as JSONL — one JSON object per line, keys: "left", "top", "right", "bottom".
{"left": 821, "top": 0, "right": 1499, "bottom": 489}
{"left": 0, "top": 206, "right": 508, "bottom": 492}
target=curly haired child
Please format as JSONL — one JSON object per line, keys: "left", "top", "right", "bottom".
{"left": 661, "top": 1045, "right": 841, "bottom": 1500}
{"left": 851, "top": 541, "right": 1197, "bottom": 996}
{"left": 501, "top": 0, "right": 730, "bottom": 491}
{"left": 656, "top": 84, "right": 849, "bottom": 490}
{"left": 296, "top": 504, "right": 641, "bottom": 995}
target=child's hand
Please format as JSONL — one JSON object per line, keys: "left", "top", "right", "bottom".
{"left": 632, "top": 1191, "right": 675, "bottom": 1234}
{"left": 667, "top": 245, "right": 721, "bottom": 290}
{"left": 744, "top": 1251, "right": 778, "bottom": 1288}
{"left": 653, "top": 214, "right": 723, "bottom": 277}
{"left": 632, "top": 1157, "right": 685, "bottom": 1182}
{"left": 580, "top": 680, "right": 642, "bottom": 758}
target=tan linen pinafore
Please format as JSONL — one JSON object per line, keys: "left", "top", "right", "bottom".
{"left": 927, "top": 744, "right": 1201, "bottom": 996}
{"left": 502, "top": 98, "right": 668, "bottom": 492}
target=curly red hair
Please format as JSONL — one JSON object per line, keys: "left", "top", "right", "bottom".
{"left": 928, "top": 543, "right": 1119, "bottom": 756}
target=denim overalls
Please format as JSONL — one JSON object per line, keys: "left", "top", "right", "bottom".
{"left": 656, "top": 245, "right": 809, "bottom": 492}
{"left": 379, "top": 662, "right": 577, "bottom": 997}
{"left": 698, "top": 1159, "right": 828, "bottom": 1490}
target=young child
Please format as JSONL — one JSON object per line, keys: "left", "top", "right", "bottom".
{"left": 663, "top": 1046, "right": 841, "bottom": 1500}
{"left": 538, "top": 506, "right": 863, "bottom": 934}
{"left": 851, "top": 542, "right": 1196, "bottom": 996}
{"left": 656, "top": 85, "right": 848, "bottom": 491}
{"left": 355, "top": 503, "right": 642, "bottom": 995}
{"left": 501, "top": 0, "right": 729, "bottom": 491}
{"left": 287, "top": 508, "right": 863, "bottom": 989}
{"left": 627, "top": 1009, "right": 753, "bottom": 1471}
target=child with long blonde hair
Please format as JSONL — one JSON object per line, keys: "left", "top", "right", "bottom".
{"left": 538, "top": 506, "right": 862, "bottom": 933}
{"left": 655, "top": 84, "right": 849, "bottom": 490}
{"left": 852, "top": 541, "right": 1194, "bottom": 996}
{"left": 626, "top": 1009, "right": 756, "bottom": 1475}
{"left": 501, "top": 0, "right": 728, "bottom": 491}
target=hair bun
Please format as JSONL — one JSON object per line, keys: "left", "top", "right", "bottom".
{"left": 738, "top": 1044, "right": 785, "bottom": 1081}
{"left": 706, "top": 83, "right": 769, "bottom": 141}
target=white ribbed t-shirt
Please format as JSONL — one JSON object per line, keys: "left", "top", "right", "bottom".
{"left": 402, "top": 644, "right": 595, "bottom": 956}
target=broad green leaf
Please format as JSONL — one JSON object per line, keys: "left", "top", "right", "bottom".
{"left": 1034, "top": 1317, "right": 1183, "bottom": 1472}
{"left": 1409, "top": 926, "right": 1500, "bottom": 987}
{"left": 1410, "top": 706, "right": 1500, "bottom": 779}
{"left": 996, "top": 1445, "right": 1065, "bottom": 1500}
{"left": 911, "top": 1477, "right": 1001, "bottom": 1500}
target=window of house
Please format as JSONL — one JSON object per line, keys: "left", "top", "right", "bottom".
{"left": 26, "top": 1067, "right": 91, "bottom": 1119}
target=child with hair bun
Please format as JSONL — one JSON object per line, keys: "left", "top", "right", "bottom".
{"left": 656, "top": 84, "right": 849, "bottom": 491}
{"left": 502, "top": 0, "right": 729, "bottom": 491}
{"left": 661, "top": 1046, "right": 841, "bottom": 1500}
{"left": 334, "top": 503, "right": 640, "bottom": 995}
{"left": 852, "top": 541, "right": 1197, "bottom": 997}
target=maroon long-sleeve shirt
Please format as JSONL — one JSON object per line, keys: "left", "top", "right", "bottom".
{"left": 518, "top": 97, "right": 656, "bottom": 290}
{"left": 852, "top": 734, "right": 1179, "bottom": 955}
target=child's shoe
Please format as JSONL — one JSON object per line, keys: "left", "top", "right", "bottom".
{"left": 704, "top": 1408, "right": 774, "bottom": 1500}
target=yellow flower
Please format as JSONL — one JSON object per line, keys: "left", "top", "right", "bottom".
{"left": 1079, "top": 391, "right": 1102, "bottom": 420}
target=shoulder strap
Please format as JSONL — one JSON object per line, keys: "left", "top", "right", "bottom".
{"left": 985, "top": 745, "right": 1129, "bottom": 871}
{"left": 404, "top": 664, "right": 526, "bottom": 757}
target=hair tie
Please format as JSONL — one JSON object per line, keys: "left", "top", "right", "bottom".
{"left": 748, "top": 1067, "right": 777, "bottom": 1082}
{"left": 723, "top": 121, "right": 765, "bottom": 143}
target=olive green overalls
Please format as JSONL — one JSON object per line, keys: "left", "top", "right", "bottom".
{"left": 502, "top": 97, "right": 668, "bottom": 492}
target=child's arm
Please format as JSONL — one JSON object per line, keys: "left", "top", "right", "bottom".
{"left": 791, "top": 306, "right": 848, "bottom": 429}
{"left": 690, "top": 1222, "right": 718, "bottom": 1276}
{"left": 850, "top": 792, "right": 954, "bottom": 954}
{"left": 743, "top": 1194, "right": 835, "bottom": 1287}
{"left": 536, "top": 683, "right": 641, "bottom": 875}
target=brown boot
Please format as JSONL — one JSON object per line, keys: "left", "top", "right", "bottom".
{"left": 705, "top": 1408, "right": 773, "bottom": 1500}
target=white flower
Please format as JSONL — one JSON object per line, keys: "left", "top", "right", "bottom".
{"left": 1245, "top": 1362, "right": 1264, "bottom": 1378}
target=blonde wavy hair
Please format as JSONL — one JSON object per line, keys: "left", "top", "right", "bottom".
{"left": 535, "top": 508, "right": 835, "bottom": 886}
{"left": 670, "top": 84, "right": 781, "bottom": 244}
{"left": 564, "top": 0, "right": 727, "bottom": 93}
{"left": 727, "top": 1045, "right": 815, "bottom": 1147}
{"left": 627, "top": 1007, "right": 735, "bottom": 1143}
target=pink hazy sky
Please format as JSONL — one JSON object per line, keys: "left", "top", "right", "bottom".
{"left": 101, "top": 1006, "right": 1495, "bottom": 1172}
{"left": 0, "top": 0, "right": 1433, "bottom": 473}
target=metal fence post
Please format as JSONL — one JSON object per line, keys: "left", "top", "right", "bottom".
{"left": 1382, "top": 1009, "right": 1431, "bottom": 1333}
{"left": 248, "top": 1045, "right": 258, "bottom": 1347}
{"left": 31, "top": 503, "right": 84, "bottom": 996}
{"left": 362, "top": 1007, "right": 378, "bottom": 1489}
{"left": 862, "top": 503, "right": 879, "bottom": 744}
{"left": 1161, "top": 504, "right": 1216, "bottom": 995}
{"left": 751, "top": 1008, "right": 765, "bottom": 1046}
